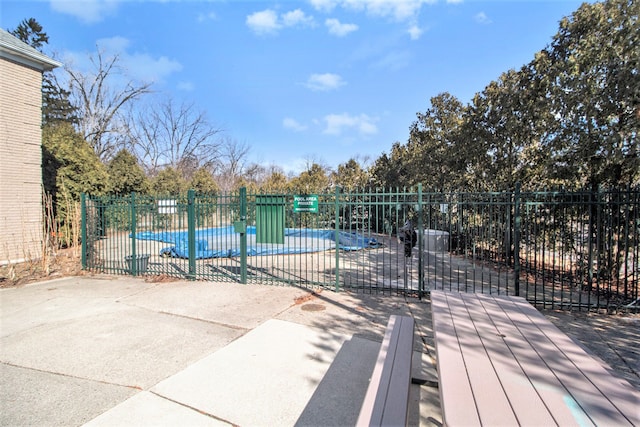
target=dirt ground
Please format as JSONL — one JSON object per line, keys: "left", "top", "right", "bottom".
{"left": 0, "top": 247, "right": 85, "bottom": 288}
{"left": 0, "top": 247, "right": 184, "bottom": 288}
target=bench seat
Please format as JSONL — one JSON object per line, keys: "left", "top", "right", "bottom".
{"left": 357, "top": 315, "right": 415, "bottom": 427}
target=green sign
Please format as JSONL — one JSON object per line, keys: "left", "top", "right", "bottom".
{"left": 294, "top": 195, "right": 319, "bottom": 213}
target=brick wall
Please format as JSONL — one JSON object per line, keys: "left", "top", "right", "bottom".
{"left": 0, "top": 58, "right": 44, "bottom": 264}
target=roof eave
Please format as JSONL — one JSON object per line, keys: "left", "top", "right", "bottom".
{"left": 0, "top": 47, "right": 62, "bottom": 71}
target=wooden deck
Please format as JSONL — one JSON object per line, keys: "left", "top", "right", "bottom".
{"left": 431, "top": 290, "right": 640, "bottom": 426}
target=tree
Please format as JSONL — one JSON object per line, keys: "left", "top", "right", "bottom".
{"left": 464, "top": 71, "right": 543, "bottom": 191}
{"left": 9, "top": 17, "right": 48, "bottom": 48}
{"left": 232, "top": 176, "right": 260, "bottom": 193}
{"left": 8, "top": 18, "right": 77, "bottom": 125}
{"left": 544, "top": 0, "right": 639, "bottom": 188}
{"left": 214, "top": 138, "right": 251, "bottom": 193}
{"left": 260, "top": 169, "right": 289, "bottom": 193}
{"left": 190, "top": 167, "right": 220, "bottom": 195}
{"left": 332, "top": 158, "right": 371, "bottom": 191}
{"left": 108, "top": 149, "right": 149, "bottom": 196}
{"left": 538, "top": 0, "right": 640, "bottom": 287}
{"left": 42, "top": 122, "right": 111, "bottom": 246}
{"left": 42, "top": 122, "right": 110, "bottom": 200}
{"left": 368, "top": 0, "right": 638, "bottom": 191}
{"left": 370, "top": 142, "right": 413, "bottom": 189}
{"left": 127, "top": 97, "right": 222, "bottom": 177}
{"left": 67, "top": 48, "right": 152, "bottom": 162}
{"left": 409, "top": 93, "right": 467, "bottom": 190}
{"left": 289, "top": 163, "right": 330, "bottom": 193}
{"left": 243, "top": 163, "right": 267, "bottom": 187}
{"left": 151, "top": 167, "right": 186, "bottom": 195}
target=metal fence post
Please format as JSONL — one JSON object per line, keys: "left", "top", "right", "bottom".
{"left": 188, "top": 189, "right": 196, "bottom": 280}
{"left": 130, "top": 192, "right": 137, "bottom": 276}
{"left": 240, "top": 187, "right": 247, "bottom": 284}
{"left": 81, "top": 193, "right": 87, "bottom": 270}
{"left": 417, "top": 183, "right": 424, "bottom": 298}
{"left": 334, "top": 186, "right": 341, "bottom": 292}
{"left": 514, "top": 183, "right": 521, "bottom": 296}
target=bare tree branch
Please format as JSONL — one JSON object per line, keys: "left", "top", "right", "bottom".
{"left": 66, "top": 48, "right": 152, "bottom": 162}
{"left": 215, "top": 137, "right": 252, "bottom": 192}
{"left": 126, "top": 96, "right": 224, "bottom": 178}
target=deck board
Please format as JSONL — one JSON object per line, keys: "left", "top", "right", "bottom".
{"left": 431, "top": 291, "right": 640, "bottom": 427}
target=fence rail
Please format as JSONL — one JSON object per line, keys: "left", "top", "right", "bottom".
{"left": 82, "top": 186, "right": 640, "bottom": 312}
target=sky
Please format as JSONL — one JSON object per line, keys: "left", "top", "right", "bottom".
{"left": 2, "top": 0, "right": 589, "bottom": 175}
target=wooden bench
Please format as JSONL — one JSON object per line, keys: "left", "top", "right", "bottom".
{"left": 357, "top": 315, "right": 415, "bottom": 427}
{"left": 431, "top": 290, "right": 640, "bottom": 426}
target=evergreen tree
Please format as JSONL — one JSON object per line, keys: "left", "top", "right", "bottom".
{"left": 108, "top": 149, "right": 149, "bottom": 195}
{"left": 8, "top": 18, "right": 77, "bottom": 125}
{"left": 260, "top": 171, "right": 290, "bottom": 193}
{"left": 332, "top": 158, "right": 370, "bottom": 191}
{"left": 289, "top": 163, "right": 330, "bottom": 194}
{"left": 375, "top": 0, "right": 639, "bottom": 191}
{"left": 42, "top": 122, "right": 111, "bottom": 199}
{"left": 152, "top": 167, "right": 186, "bottom": 195}
{"left": 370, "top": 143, "right": 413, "bottom": 189}
{"left": 409, "top": 93, "right": 467, "bottom": 190}
{"left": 544, "top": 0, "right": 639, "bottom": 188}
{"left": 189, "top": 167, "right": 220, "bottom": 195}
{"left": 9, "top": 18, "right": 48, "bottom": 48}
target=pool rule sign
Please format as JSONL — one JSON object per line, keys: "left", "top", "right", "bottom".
{"left": 294, "top": 195, "right": 319, "bottom": 213}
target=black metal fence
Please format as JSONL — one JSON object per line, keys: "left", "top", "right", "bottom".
{"left": 82, "top": 186, "right": 640, "bottom": 312}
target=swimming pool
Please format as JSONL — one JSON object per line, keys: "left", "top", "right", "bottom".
{"left": 135, "top": 226, "right": 382, "bottom": 259}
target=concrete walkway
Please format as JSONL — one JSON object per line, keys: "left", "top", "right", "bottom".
{"left": 0, "top": 276, "right": 440, "bottom": 426}
{"left": 1, "top": 275, "right": 638, "bottom": 426}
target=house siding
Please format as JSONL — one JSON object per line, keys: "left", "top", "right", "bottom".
{"left": 0, "top": 58, "right": 44, "bottom": 264}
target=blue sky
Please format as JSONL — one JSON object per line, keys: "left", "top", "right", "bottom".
{"left": 2, "top": 0, "right": 588, "bottom": 174}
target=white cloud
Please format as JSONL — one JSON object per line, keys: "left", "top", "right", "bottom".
{"left": 50, "top": 0, "right": 119, "bottom": 24}
{"left": 63, "top": 37, "right": 183, "bottom": 85}
{"left": 125, "top": 54, "right": 182, "bottom": 83}
{"left": 407, "top": 24, "right": 423, "bottom": 40}
{"left": 474, "top": 12, "right": 492, "bottom": 24}
{"left": 283, "top": 117, "right": 308, "bottom": 132}
{"left": 305, "top": 73, "right": 346, "bottom": 91}
{"left": 96, "top": 35, "right": 130, "bottom": 52}
{"left": 282, "top": 9, "right": 315, "bottom": 28}
{"left": 311, "top": 0, "right": 435, "bottom": 22}
{"left": 246, "top": 9, "right": 282, "bottom": 35}
{"left": 309, "top": 0, "right": 338, "bottom": 13}
{"left": 325, "top": 18, "right": 358, "bottom": 37}
{"left": 323, "top": 113, "right": 378, "bottom": 136}
{"left": 247, "top": 8, "right": 315, "bottom": 35}
{"left": 447, "top": 0, "right": 463, "bottom": 4}
{"left": 96, "top": 37, "right": 182, "bottom": 83}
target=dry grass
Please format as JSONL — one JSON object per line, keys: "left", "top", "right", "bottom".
{"left": 0, "top": 247, "right": 85, "bottom": 288}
